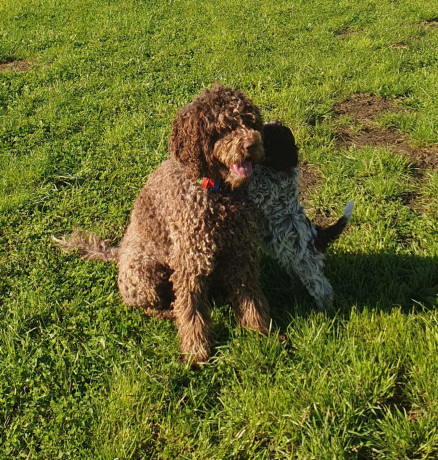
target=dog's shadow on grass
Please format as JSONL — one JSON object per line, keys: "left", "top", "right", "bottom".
{"left": 261, "top": 252, "right": 437, "bottom": 327}
{"left": 147, "top": 251, "right": 436, "bottom": 354}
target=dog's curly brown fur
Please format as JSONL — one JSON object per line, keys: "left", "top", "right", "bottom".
{"left": 54, "top": 85, "right": 271, "bottom": 364}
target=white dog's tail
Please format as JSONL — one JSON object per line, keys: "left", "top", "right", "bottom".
{"left": 52, "top": 229, "right": 119, "bottom": 262}
{"left": 314, "top": 199, "right": 354, "bottom": 252}
{"left": 342, "top": 199, "right": 354, "bottom": 222}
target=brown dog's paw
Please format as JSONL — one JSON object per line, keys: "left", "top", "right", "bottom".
{"left": 179, "top": 342, "right": 211, "bottom": 368}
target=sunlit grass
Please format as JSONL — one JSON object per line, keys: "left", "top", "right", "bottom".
{"left": 1, "top": 0, "right": 437, "bottom": 457}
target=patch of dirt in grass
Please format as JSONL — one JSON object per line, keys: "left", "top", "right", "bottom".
{"left": 333, "top": 93, "right": 438, "bottom": 171}
{"left": 332, "top": 93, "right": 438, "bottom": 213}
{"left": 423, "top": 17, "right": 438, "bottom": 29}
{"left": 334, "top": 93, "right": 402, "bottom": 125}
{"left": 299, "top": 161, "right": 321, "bottom": 205}
{"left": 298, "top": 161, "right": 338, "bottom": 227}
{"left": 0, "top": 59, "right": 31, "bottom": 73}
{"left": 389, "top": 42, "right": 408, "bottom": 49}
{"left": 399, "top": 191, "right": 420, "bottom": 212}
{"left": 334, "top": 27, "right": 363, "bottom": 38}
{"left": 311, "top": 209, "right": 339, "bottom": 228}
{"left": 406, "top": 404, "right": 425, "bottom": 423}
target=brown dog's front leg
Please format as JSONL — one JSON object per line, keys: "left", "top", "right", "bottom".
{"left": 230, "top": 281, "right": 271, "bottom": 334}
{"left": 170, "top": 270, "right": 213, "bottom": 365}
{"left": 219, "top": 252, "right": 271, "bottom": 335}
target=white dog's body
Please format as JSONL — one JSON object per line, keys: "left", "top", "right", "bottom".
{"left": 250, "top": 122, "right": 353, "bottom": 309}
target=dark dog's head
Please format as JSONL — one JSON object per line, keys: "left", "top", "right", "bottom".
{"left": 262, "top": 121, "right": 299, "bottom": 171}
{"left": 169, "top": 84, "right": 265, "bottom": 189}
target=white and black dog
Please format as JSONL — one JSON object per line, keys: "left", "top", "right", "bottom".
{"left": 249, "top": 121, "right": 353, "bottom": 309}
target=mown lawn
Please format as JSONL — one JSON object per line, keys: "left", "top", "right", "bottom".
{"left": 1, "top": 0, "right": 437, "bottom": 458}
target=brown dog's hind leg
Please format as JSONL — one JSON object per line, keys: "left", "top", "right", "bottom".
{"left": 117, "top": 249, "right": 174, "bottom": 320}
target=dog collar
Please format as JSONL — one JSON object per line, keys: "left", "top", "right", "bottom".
{"left": 197, "top": 177, "right": 220, "bottom": 191}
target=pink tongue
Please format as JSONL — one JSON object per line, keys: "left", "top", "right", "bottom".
{"left": 231, "top": 161, "right": 253, "bottom": 178}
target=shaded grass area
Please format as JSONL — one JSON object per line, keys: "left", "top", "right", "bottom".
{"left": 1, "top": 0, "right": 437, "bottom": 457}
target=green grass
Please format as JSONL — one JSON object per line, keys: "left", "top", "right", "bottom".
{"left": 1, "top": 0, "right": 437, "bottom": 457}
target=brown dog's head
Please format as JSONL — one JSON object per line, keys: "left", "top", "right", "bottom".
{"left": 169, "top": 84, "right": 264, "bottom": 189}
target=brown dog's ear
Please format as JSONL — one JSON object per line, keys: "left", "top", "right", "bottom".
{"left": 168, "top": 103, "right": 212, "bottom": 182}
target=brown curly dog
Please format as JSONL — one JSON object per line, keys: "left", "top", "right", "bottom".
{"left": 54, "top": 84, "right": 271, "bottom": 364}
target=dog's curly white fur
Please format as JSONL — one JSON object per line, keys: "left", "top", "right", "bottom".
{"left": 249, "top": 121, "right": 353, "bottom": 309}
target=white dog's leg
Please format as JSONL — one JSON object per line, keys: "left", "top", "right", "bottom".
{"left": 285, "top": 252, "right": 334, "bottom": 310}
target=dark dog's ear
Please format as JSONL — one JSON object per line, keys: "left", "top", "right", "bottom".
{"left": 262, "top": 121, "right": 299, "bottom": 170}
{"left": 168, "top": 103, "right": 212, "bottom": 181}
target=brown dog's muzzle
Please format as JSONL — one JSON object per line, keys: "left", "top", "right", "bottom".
{"left": 242, "top": 131, "right": 264, "bottom": 164}
{"left": 213, "top": 128, "right": 264, "bottom": 188}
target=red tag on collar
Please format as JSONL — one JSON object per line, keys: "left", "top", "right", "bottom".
{"left": 197, "top": 177, "right": 220, "bottom": 191}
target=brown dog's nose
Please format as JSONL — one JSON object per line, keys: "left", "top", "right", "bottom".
{"left": 244, "top": 137, "right": 262, "bottom": 153}
{"left": 244, "top": 140, "right": 255, "bottom": 150}
{"left": 241, "top": 131, "right": 263, "bottom": 161}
